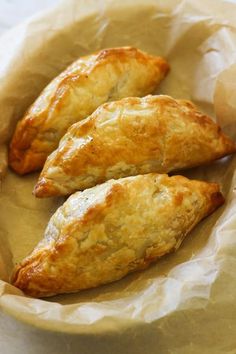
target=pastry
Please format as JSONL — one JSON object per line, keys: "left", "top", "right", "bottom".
{"left": 12, "top": 173, "right": 224, "bottom": 297}
{"left": 34, "top": 95, "right": 236, "bottom": 198}
{"left": 9, "top": 47, "right": 169, "bottom": 174}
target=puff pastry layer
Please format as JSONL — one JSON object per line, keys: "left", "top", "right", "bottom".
{"left": 34, "top": 95, "right": 236, "bottom": 198}
{"left": 9, "top": 47, "right": 169, "bottom": 174}
{"left": 12, "top": 173, "right": 224, "bottom": 297}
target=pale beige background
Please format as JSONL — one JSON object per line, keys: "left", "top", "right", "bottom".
{"left": 0, "top": 0, "right": 59, "bottom": 36}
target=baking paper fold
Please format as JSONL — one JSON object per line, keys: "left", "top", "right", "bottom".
{"left": 0, "top": 0, "right": 236, "bottom": 350}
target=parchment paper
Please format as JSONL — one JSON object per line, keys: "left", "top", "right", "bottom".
{"left": 0, "top": 0, "right": 236, "bottom": 352}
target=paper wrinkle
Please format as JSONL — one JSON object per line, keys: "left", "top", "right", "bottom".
{"left": 0, "top": 0, "right": 235, "bottom": 339}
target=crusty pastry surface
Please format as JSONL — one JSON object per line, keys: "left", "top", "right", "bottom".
{"left": 9, "top": 47, "right": 169, "bottom": 174}
{"left": 12, "top": 173, "right": 224, "bottom": 298}
{"left": 34, "top": 95, "right": 236, "bottom": 198}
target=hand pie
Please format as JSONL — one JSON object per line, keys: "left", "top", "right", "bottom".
{"left": 9, "top": 47, "right": 169, "bottom": 175}
{"left": 34, "top": 95, "right": 236, "bottom": 198}
{"left": 12, "top": 173, "right": 224, "bottom": 298}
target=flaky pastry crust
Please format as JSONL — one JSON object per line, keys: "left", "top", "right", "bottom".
{"left": 9, "top": 47, "right": 169, "bottom": 174}
{"left": 34, "top": 95, "right": 236, "bottom": 198}
{"left": 12, "top": 173, "right": 224, "bottom": 297}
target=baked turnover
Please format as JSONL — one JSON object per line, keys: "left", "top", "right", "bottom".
{"left": 9, "top": 47, "right": 169, "bottom": 174}
{"left": 34, "top": 95, "right": 236, "bottom": 198}
{"left": 12, "top": 173, "right": 224, "bottom": 297}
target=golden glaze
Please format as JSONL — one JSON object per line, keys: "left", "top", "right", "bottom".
{"left": 12, "top": 173, "right": 224, "bottom": 297}
{"left": 34, "top": 95, "right": 236, "bottom": 198}
{"left": 9, "top": 47, "right": 169, "bottom": 174}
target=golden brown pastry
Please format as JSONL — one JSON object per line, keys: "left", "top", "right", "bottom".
{"left": 9, "top": 47, "right": 169, "bottom": 175}
{"left": 12, "top": 173, "right": 224, "bottom": 298}
{"left": 34, "top": 95, "right": 236, "bottom": 198}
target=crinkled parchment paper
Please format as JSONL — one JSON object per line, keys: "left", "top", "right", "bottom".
{"left": 0, "top": 0, "right": 236, "bottom": 353}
